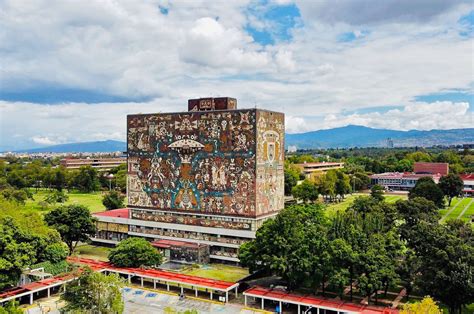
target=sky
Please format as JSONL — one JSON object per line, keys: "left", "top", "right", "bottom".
{"left": 0, "top": 0, "right": 473, "bottom": 151}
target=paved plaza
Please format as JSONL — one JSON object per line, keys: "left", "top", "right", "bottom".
{"left": 23, "top": 287, "right": 269, "bottom": 314}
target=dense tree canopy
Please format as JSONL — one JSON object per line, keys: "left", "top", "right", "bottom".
{"left": 401, "top": 296, "right": 442, "bottom": 314}
{"left": 240, "top": 204, "right": 329, "bottom": 290}
{"left": 240, "top": 191, "right": 473, "bottom": 311}
{"left": 108, "top": 237, "right": 163, "bottom": 268}
{"left": 0, "top": 197, "right": 67, "bottom": 289}
{"left": 439, "top": 173, "right": 464, "bottom": 206}
{"left": 45, "top": 204, "right": 96, "bottom": 254}
{"left": 291, "top": 179, "right": 319, "bottom": 203}
{"left": 102, "top": 191, "right": 125, "bottom": 210}
{"left": 284, "top": 166, "right": 300, "bottom": 195}
{"left": 408, "top": 177, "right": 445, "bottom": 208}
{"left": 370, "top": 184, "right": 385, "bottom": 202}
{"left": 62, "top": 268, "right": 124, "bottom": 314}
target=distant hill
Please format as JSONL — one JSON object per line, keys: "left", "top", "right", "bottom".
{"left": 10, "top": 126, "right": 474, "bottom": 153}
{"left": 286, "top": 125, "right": 474, "bottom": 149}
{"left": 15, "top": 140, "right": 126, "bottom": 153}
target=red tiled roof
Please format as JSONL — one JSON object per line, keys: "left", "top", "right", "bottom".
{"left": 414, "top": 162, "right": 449, "bottom": 176}
{"left": 461, "top": 174, "right": 474, "bottom": 181}
{"left": 0, "top": 274, "right": 76, "bottom": 300}
{"left": 94, "top": 208, "right": 130, "bottom": 218}
{"left": 244, "top": 286, "right": 398, "bottom": 314}
{"left": 67, "top": 257, "right": 237, "bottom": 291}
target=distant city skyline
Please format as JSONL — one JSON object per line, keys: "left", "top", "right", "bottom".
{"left": 0, "top": 0, "right": 472, "bottom": 151}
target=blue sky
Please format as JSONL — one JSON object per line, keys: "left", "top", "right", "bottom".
{"left": 0, "top": 0, "right": 472, "bottom": 150}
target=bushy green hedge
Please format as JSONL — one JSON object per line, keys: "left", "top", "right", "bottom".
{"left": 30, "top": 260, "right": 69, "bottom": 276}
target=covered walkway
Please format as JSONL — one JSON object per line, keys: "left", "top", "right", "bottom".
{"left": 67, "top": 257, "right": 239, "bottom": 302}
{"left": 0, "top": 274, "right": 76, "bottom": 305}
{"left": 243, "top": 286, "right": 398, "bottom": 314}
{"left": 0, "top": 257, "right": 239, "bottom": 306}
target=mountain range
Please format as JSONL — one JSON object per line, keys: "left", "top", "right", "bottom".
{"left": 10, "top": 126, "right": 474, "bottom": 153}
{"left": 285, "top": 125, "right": 474, "bottom": 149}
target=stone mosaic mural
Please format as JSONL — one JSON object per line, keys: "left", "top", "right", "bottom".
{"left": 127, "top": 109, "right": 284, "bottom": 217}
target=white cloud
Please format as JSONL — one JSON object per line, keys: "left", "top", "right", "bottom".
{"left": 295, "top": 0, "right": 470, "bottom": 25}
{"left": 0, "top": 0, "right": 472, "bottom": 149}
{"left": 321, "top": 101, "right": 473, "bottom": 131}
{"left": 31, "top": 136, "right": 59, "bottom": 146}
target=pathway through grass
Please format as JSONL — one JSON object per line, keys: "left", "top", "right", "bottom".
{"left": 440, "top": 197, "right": 473, "bottom": 223}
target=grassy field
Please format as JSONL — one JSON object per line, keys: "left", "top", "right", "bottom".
{"left": 73, "top": 244, "right": 112, "bottom": 261}
{"left": 24, "top": 189, "right": 107, "bottom": 213}
{"left": 183, "top": 264, "right": 249, "bottom": 282}
{"left": 439, "top": 197, "right": 474, "bottom": 223}
{"left": 324, "top": 193, "right": 407, "bottom": 217}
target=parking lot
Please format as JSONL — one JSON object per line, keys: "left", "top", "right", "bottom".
{"left": 25, "top": 287, "right": 269, "bottom": 314}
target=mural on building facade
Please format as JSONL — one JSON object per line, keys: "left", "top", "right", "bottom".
{"left": 130, "top": 209, "right": 253, "bottom": 230}
{"left": 127, "top": 109, "right": 284, "bottom": 217}
{"left": 128, "top": 110, "right": 257, "bottom": 216}
{"left": 256, "top": 111, "right": 285, "bottom": 216}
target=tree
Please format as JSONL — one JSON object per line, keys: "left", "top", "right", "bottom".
{"left": 349, "top": 172, "right": 370, "bottom": 191}
{"left": 400, "top": 296, "right": 442, "bottom": 314}
{"left": 108, "top": 237, "right": 162, "bottom": 268}
{"left": 406, "top": 151, "right": 432, "bottom": 162}
{"left": 291, "top": 179, "right": 319, "bottom": 203}
{"left": 284, "top": 166, "right": 300, "bottom": 195}
{"left": 6, "top": 170, "right": 26, "bottom": 189}
{"left": 408, "top": 221, "right": 474, "bottom": 313}
{"left": 239, "top": 204, "right": 329, "bottom": 290}
{"left": 1, "top": 188, "right": 29, "bottom": 204}
{"left": 318, "top": 170, "right": 337, "bottom": 202}
{"left": 0, "top": 217, "right": 36, "bottom": 289}
{"left": 397, "top": 249, "right": 420, "bottom": 301}
{"left": 45, "top": 205, "right": 96, "bottom": 254}
{"left": 42, "top": 243, "right": 69, "bottom": 263}
{"left": 0, "top": 300, "right": 23, "bottom": 314}
{"left": 102, "top": 191, "right": 125, "bottom": 210}
{"left": 74, "top": 166, "right": 99, "bottom": 192}
{"left": 408, "top": 177, "right": 444, "bottom": 208}
{"left": 370, "top": 184, "right": 385, "bottom": 202}
{"left": 52, "top": 167, "right": 67, "bottom": 191}
{"left": 45, "top": 190, "right": 69, "bottom": 205}
{"left": 335, "top": 171, "right": 351, "bottom": 199}
{"left": 62, "top": 268, "right": 124, "bottom": 314}
{"left": 439, "top": 173, "right": 464, "bottom": 206}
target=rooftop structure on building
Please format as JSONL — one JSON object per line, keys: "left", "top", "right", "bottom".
{"left": 92, "top": 97, "right": 285, "bottom": 263}
{"left": 370, "top": 162, "right": 450, "bottom": 191}
{"left": 60, "top": 157, "right": 126, "bottom": 170}
{"left": 413, "top": 162, "right": 449, "bottom": 176}
{"left": 460, "top": 174, "right": 474, "bottom": 196}
{"left": 294, "top": 161, "right": 344, "bottom": 180}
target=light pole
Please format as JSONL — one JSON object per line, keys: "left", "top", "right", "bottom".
{"left": 105, "top": 173, "right": 114, "bottom": 191}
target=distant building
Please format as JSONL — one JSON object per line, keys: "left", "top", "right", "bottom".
{"left": 461, "top": 174, "right": 474, "bottom": 196}
{"left": 60, "top": 157, "right": 126, "bottom": 170}
{"left": 413, "top": 162, "right": 449, "bottom": 176}
{"left": 370, "top": 162, "right": 448, "bottom": 191}
{"left": 370, "top": 172, "right": 442, "bottom": 191}
{"left": 294, "top": 161, "right": 344, "bottom": 180}
{"left": 287, "top": 146, "right": 297, "bottom": 153}
{"left": 151, "top": 239, "right": 210, "bottom": 264}
{"left": 92, "top": 97, "right": 285, "bottom": 263}
{"left": 386, "top": 137, "right": 394, "bottom": 148}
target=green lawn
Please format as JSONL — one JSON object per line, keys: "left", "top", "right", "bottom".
{"left": 73, "top": 244, "right": 112, "bottom": 261}
{"left": 324, "top": 193, "right": 406, "bottom": 217}
{"left": 440, "top": 197, "right": 474, "bottom": 223}
{"left": 183, "top": 264, "right": 249, "bottom": 282}
{"left": 25, "top": 189, "right": 107, "bottom": 213}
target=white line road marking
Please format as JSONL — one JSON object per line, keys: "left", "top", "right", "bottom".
{"left": 456, "top": 198, "right": 474, "bottom": 220}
